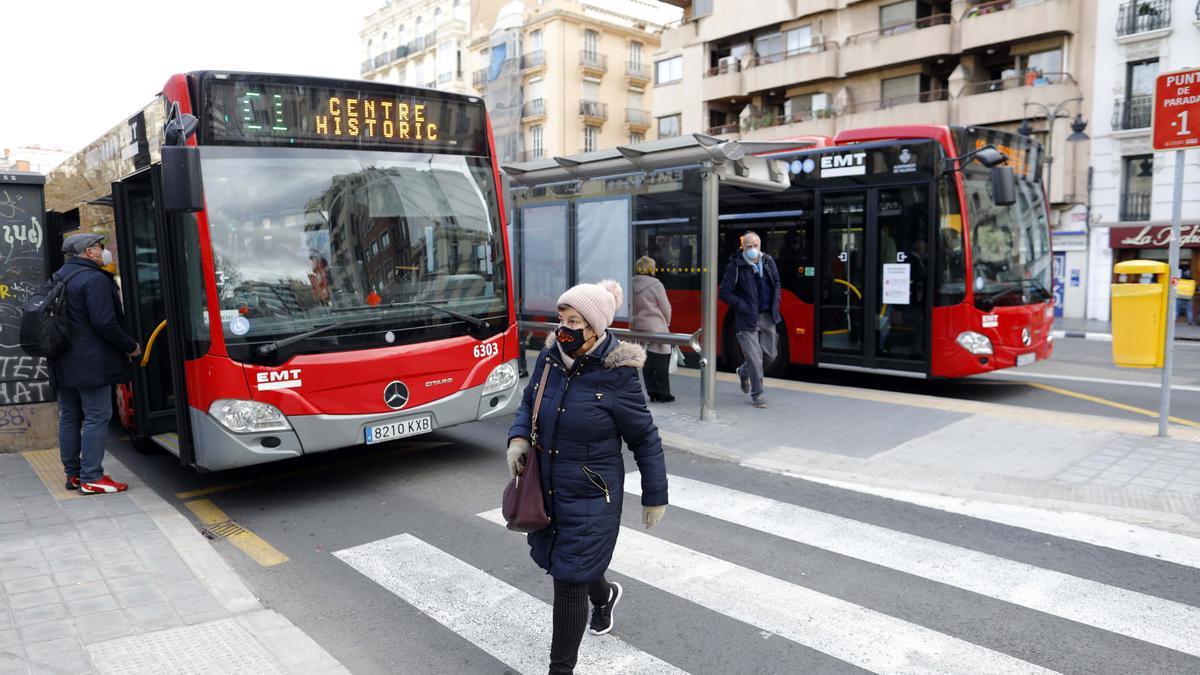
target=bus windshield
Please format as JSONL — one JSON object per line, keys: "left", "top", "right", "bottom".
{"left": 200, "top": 146, "right": 507, "bottom": 355}
{"left": 962, "top": 172, "right": 1052, "bottom": 309}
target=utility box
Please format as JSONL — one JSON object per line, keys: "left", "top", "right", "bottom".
{"left": 1111, "top": 260, "right": 1169, "bottom": 368}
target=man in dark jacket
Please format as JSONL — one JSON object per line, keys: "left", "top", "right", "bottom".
{"left": 718, "top": 231, "right": 781, "bottom": 408}
{"left": 51, "top": 233, "right": 140, "bottom": 495}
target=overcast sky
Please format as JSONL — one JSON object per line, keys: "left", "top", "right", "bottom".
{"left": 2, "top": 0, "right": 380, "bottom": 154}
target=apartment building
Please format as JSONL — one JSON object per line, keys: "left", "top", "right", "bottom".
{"left": 1084, "top": 0, "right": 1200, "bottom": 322}
{"left": 468, "top": 0, "right": 679, "bottom": 163}
{"left": 360, "top": 0, "right": 473, "bottom": 94}
{"left": 652, "top": 0, "right": 1095, "bottom": 226}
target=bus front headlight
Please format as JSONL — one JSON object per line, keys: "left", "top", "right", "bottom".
{"left": 482, "top": 362, "right": 518, "bottom": 396}
{"left": 956, "top": 331, "right": 994, "bottom": 355}
{"left": 208, "top": 399, "right": 292, "bottom": 433}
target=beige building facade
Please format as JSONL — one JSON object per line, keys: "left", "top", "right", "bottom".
{"left": 360, "top": 0, "right": 473, "bottom": 94}
{"left": 467, "top": 0, "right": 679, "bottom": 162}
{"left": 653, "top": 0, "right": 1095, "bottom": 225}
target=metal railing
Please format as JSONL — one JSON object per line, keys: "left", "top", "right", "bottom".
{"left": 960, "top": 0, "right": 1058, "bottom": 19}
{"left": 522, "top": 99, "right": 546, "bottom": 118}
{"left": 705, "top": 59, "right": 742, "bottom": 77}
{"left": 706, "top": 123, "right": 741, "bottom": 135}
{"left": 1120, "top": 191, "right": 1152, "bottom": 221}
{"left": 579, "top": 51, "right": 608, "bottom": 72}
{"left": 846, "top": 89, "right": 949, "bottom": 114}
{"left": 625, "top": 108, "right": 650, "bottom": 126}
{"left": 472, "top": 68, "right": 486, "bottom": 88}
{"left": 742, "top": 109, "right": 838, "bottom": 131}
{"left": 519, "top": 320, "right": 702, "bottom": 354}
{"left": 361, "top": 58, "right": 374, "bottom": 75}
{"left": 579, "top": 100, "right": 608, "bottom": 120}
{"left": 522, "top": 50, "right": 545, "bottom": 70}
{"left": 845, "top": 13, "right": 952, "bottom": 44}
{"left": 1112, "top": 94, "right": 1153, "bottom": 130}
{"left": 1116, "top": 0, "right": 1170, "bottom": 36}
{"left": 750, "top": 41, "right": 834, "bottom": 67}
{"left": 626, "top": 61, "right": 650, "bottom": 80}
{"left": 957, "top": 71, "right": 1075, "bottom": 96}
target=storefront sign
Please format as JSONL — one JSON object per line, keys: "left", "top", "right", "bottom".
{"left": 1109, "top": 224, "right": 1200, "bottom": 249}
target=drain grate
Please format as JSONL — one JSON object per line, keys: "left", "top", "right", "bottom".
{"left": 201, "top": 520, "right": 249, "bottom": 540}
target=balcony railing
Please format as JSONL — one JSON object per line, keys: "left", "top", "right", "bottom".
{"left": 1116, "top": 0, "right": 1170, "bottom": 36}
{"left": 522, "top": 50, "right": 545, "bottom": 70}
{"left": 705, "top": 59, "right": 742, "bottom": 77}
{"left": 750, "top": 41, "right": 834, "bottom": 67}
{"left": 625, "top": 108, "right": 650, "bottom": 127}
{"left": 579, "top": 51, "right": 608, "bottom": 73}
{"left": 957, "top": 72, "right": 1075, "bottom": 96}
{"left": 846, "top": 89, "right": 949, "bottom": 113}
{"left": 706, "top": 123, "right": 741, "bottom": 135}
{"left": 962, "top": 0, "right": 1053, "bottom": 19}
{"left": 845, "top": 13, "right": 952, "bottom": 44}
{"left": 579, "top": 100, "right": 608, "bottom": 120}
{"left": 741, "top": 109, "right": 838, "bottom": 131}
{"left": 361, "top": 58, "right": 374, "bottom": 75}
{"left": 1120, "top": 191, "right": 1151, "bottom": 222}
{"left": 626, "top": 61, "right": 650, "bottom": 81}
{"left": 522, "top": 99, "right": 546, "bottom": 119}
{"left": 472, "top": 68, "right": 486, "bottom": 88}
{"left": 1112, "top": 95, "right": 1153, "bottom": 130}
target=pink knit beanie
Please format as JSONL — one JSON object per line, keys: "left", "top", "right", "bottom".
{"left": 557, "top": 280, "right": 623, "bottom": 334}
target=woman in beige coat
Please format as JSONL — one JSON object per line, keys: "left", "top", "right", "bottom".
{"left": 631, "top": 256, "right": 674, "bottom": 402}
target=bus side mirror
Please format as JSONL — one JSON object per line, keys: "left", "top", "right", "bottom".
{"left": 161, "top": 145, "right": 204, "bottom": 213}
{"left": 990, "top": 166, "right": 1016, "bottom": 206}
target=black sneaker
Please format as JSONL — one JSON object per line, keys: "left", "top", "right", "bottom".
{"left": 738, "top": 367, "right": 750, "bottom": 394}
{"left": 65, "top": 476, "right": 80, "bottom": 491}
{"left": 588, "top": 581, "right": 623, "bottom": 636}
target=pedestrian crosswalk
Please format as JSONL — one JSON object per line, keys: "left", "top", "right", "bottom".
{"left": 332, "top": 471, "right": 1200, "bottom": 675}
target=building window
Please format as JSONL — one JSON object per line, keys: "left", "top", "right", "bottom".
{"left": 1114, "top": 59, "right": 1158, "bottom": 130}
{"left": 881, "top": 74, "right": 920, "bottom": 107}
{"left": 657, "top": 114, "right": 681, "bottom": 138}
{"left": 693, "top": 0, "right": 713, "bottom": 17}
{"left": 655, "top": 56, "right": 682, "bottom": 85}
{"left": 531, "top": 125, "right": 544, "bottom": 159}
{"left": 753, "top": 31, "right": 784, "bottom": 65}
{"left": 530, "top": 29, "right": 543, "bottom": 52}
{"left": 785, "top": 25, "right": 814, "bottom": 56}
{"left": 584, "top": 29, "right": 599, "bottom": 56}
{"left": 584, "top": 126, "right": 599, "bottom": 152}
{"left": 1121, "top": 155, "right": 1153, "bottom": 222}
{"left": 785, "top": 92, "right": 830, "bottom": 121}
{"left": 629, "top": 41, "right": 643, "bottom": 68}
{"left": 629, "top": 132, "right": 644, "bottom": 144}
{"left": 434, "top": 7, "right": 442, "bottom": 22}
{"left": 1019, "top": 48, "right": 1062, "bottom": 80}
{"left": 880, "top": 0, "right": 916, "bottom": 34}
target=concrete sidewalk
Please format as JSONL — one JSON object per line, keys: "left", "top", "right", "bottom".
{"left": 650, "top": 369, "right": 1200, "bottom": 536}
{"left": 0, "top": 451, "right": 348, "bottom": 674}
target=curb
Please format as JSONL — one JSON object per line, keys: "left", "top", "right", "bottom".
{"left": 1051, "top": 329, "right": 1200, "bottom": 343}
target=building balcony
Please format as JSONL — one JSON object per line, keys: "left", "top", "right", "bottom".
{"left": 739, "top": 114, "right": 837, "bottom": 142}
{"left": 839, "top": 90, "right": 951, "bottom": 129}
{"left": 472, "top": 68, "right": 486, "bottom": 89}
{"left": 840, "top": 14, "right": 953, "bottom": 75}
{"left": 522, "top": 50, "right": 546, "bottom": 73}
{"left": 701, "top": 61, "right": 744, "bottom": 103}
{"left": 1120, "top": 191, "right": 1151, "bottom": 222}
{"left": 1116, "top": 0, "right": 1170, "bottom": 37}
{"left": 579, "top": 51, "right": 608, "bottom": 77}
{"left": 522, "top": 99, "right": 547, "bottom": 122}
{"left": 743, "top": 43, "right": 839, "bottom": 93}
{"left": 580, "top": 100, "right": 608, "bottom": 124}
{"left": 960, "top": 0, "right": 1078, "bottom": 52}
{"left": 626, "top": 61, "right": 651, "bottom": 86}
{"left": 955, "top": 72, "right": 1078, "bottom": 124}
{"left": 625, "top": 108, "right": 651, "bottom": 131}
{"left": 706, "top": 123, "right": 742, "bottom": 138}
{"left": 1112, "top": 95, "right": 1153, "bottom": 131}
{"left": 361, "top": 58, "right": 374, "bottom": 75}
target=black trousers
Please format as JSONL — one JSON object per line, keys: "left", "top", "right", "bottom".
{"left": 549, "top": 576, "right": 611, "bottom": 674}
{"left": 642, "top": 351, "right": 672, "bottom": 399}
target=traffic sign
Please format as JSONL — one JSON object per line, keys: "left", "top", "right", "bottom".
{"left": 1152, "top": 68, "right": 1200, "bottom": 152}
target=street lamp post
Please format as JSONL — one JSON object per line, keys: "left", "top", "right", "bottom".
{"left": 1017, "top": 97, "right": 1089, "bottom": 216}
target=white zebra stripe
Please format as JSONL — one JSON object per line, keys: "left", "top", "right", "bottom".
{"left": 478, "top": 509, "right": 1055, "bottom": 675}
{"left": 628, "top": 472, "right": 1200, "bottom": 659}
{"left": 333, "top": 533, "right": 688, "bottom": 675}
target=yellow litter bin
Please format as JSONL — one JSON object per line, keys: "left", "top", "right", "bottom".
{"left": 1111, "top": 260, "right": 1169, "bottom": 368}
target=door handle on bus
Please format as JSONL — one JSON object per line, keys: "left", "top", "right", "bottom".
{"left": 141, "top": 320, "right": 167, "bottom": 367}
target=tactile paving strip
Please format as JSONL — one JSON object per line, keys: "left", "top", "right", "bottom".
{"left": 86, "top": 618, "right": 285, "bottom": 675}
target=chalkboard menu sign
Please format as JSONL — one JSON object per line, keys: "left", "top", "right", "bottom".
{"left": 0, "top": 173, "right": 51, "bottom": 405}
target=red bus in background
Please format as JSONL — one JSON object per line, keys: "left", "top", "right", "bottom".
{"left": 45, "top": 72, "right": 520, "bottom": 471}
{"left": 638, "top": 125, "right": 1053, "bottom": 378}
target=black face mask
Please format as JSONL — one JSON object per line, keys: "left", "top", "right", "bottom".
{"left": 555, "top": 325, "right": 587, "bottom": 353}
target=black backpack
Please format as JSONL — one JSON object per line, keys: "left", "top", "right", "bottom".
{"left": 19, "top": 267, "right": 90, "bottom": 358}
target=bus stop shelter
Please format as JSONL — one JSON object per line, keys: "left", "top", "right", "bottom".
{"left": 503, "top": 134, "right": 792, "bottom": 420}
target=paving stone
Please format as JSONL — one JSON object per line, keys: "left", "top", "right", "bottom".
{"left": 1130, "top": 477, "right": 1171, "bottom": 489}
{"left": 98, "top": 561, "right": 147, "bottom": 580}
{"left": 0, "top": 563, "right": 48, "bottom": 582}
{"left": 83, "top": 536, "right": 130, "bottom": 552}
{"left": 66, "top": 595, "right": 120, "bottom": 618}
{"left": 24, "top": 636, "right": 89, "bottom": 672}
{"left": 73, "top": 609, "right": 133, "bottom": 645}
{"left": 8, "top": 588, "right": 61, "bottom": 611}
{"left": 13, "top": 602, "right": 68, "bottom": 627}
{"left": 18, "top": 617, "right": 77, "bottom": 644}
{"left": 77, "top": 521, "right": 124, "bottom": 541}
{"left": 0, "top": 650, "right": 28, "bottom": 673}
{"left": 0, "top": 629, "right": 17, "bottom": 650}
{"left": 61, "top": 580, "right": 110, "bottom": 601}
{"left": 123, "top": 602, "right": 182, "bottom": 633}
{"left": 2, "top": 575, "right": 54, "bottom": 595}
{"left": 169, "top": 593, "right": 226, "bottom": 623}
{"left": 0, "top": 535, "right": 36, "bottom": 553}
{"left": 118, "top": 518, "right": 160, "bottom": 535}
{"left": 34, "top": 530, "right": 81, "bottom": 549}
{"left": 0, "top": 522, "right": 26, "bottom": 537}
{"left": 159, "top": 580, "right": 208, "bottom": 602}
{"left": 27, "top": 515, "right": 69, "bottom": 529}
{"left": 53, "top": 567, "right": 103, "bottom": 587}
{"left": 48, "top": 555, "right": 94, "bottom": 574}
{"left": 115, "top": 586, "right": 166, "bottom": 610}
{"left": 92, "top": 549, "right": 137, "bottom": 567}
{"left": 104, "top": 575, "right": 154, "bottom": 593}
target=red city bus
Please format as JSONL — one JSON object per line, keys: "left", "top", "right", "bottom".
{"left": 45, "top": 72, "right": 520, "bottom": 471}
{"left": 635, "top": 125, "right": 1053, "bottom": 378}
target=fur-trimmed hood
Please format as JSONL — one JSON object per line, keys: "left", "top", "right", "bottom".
{"left": 602, "top": 340, "right": 646, "bottom": 369}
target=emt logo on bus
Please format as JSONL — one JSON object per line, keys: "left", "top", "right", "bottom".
{"left": 820, "top": 152, "right": 867, "bottom": 177}
{"left": 256, "top": 369, "right": 303, "bottom": 391}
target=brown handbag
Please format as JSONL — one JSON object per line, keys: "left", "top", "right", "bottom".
{"left": 502, "top": 362, "right": 552, "bottom": 533}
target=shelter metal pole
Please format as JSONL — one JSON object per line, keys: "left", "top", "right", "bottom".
{"left": 700, "top": 164, "right": 719, "bottom": 421}
{"left": 1158, "top": 150, "right": 1184, "bottom": 437}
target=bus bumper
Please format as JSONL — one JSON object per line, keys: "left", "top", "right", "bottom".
{"left": 189, "top": 360, "right": 522, "bottom": 471}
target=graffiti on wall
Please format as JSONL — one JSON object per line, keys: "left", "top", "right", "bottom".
{"left": 0, "top": 182, "right": 53, "bottom": 405}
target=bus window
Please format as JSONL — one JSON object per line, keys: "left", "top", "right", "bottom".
{"left": 963, "top": 171, "right": 1052, "bottom": 309}
{"left": 936, "top": 176, "right": 966, "bottom": 305}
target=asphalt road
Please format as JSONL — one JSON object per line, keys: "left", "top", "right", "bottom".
{"left": 109, "top": 410, "right": 1200, "bottom": 674}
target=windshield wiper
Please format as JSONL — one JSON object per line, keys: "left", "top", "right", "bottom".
{"left": 330, "top": 300, "right": 492, "bottom": 334}
{"left": 256, "top": 316, "right": 381, "bottom": 356}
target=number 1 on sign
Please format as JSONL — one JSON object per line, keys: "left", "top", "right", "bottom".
{"left": 1178, "top": 110, "right": 1190, "bottom": 135}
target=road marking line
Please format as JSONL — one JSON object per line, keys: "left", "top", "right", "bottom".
{"left": 628, "top": 472, "right": 1200, "bottom": 658}
{"left": 333, "top": 533, "right": 687, "bottom": 675}
{"left": 478, "top": 510, "right": 1054, "bottom": 675}
{"left": 22, "top": 449, "right": 83, "bottom": 501}
{"left": 1024, "top": 382, "right": 1200, "bottom": 428}
{"left": 183, "top": 499, "right": 288, "bottom": 567}
{"left": 978, "top": 370, "right": 1200, "bottom": 393}
{"left": 174, "top": 440, "right": 450, "bottom": 499}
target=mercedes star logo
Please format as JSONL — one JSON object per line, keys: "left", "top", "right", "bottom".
{"left": 383, "top": 380, "right": 409, "bottom": 410}
{"left": 1021, "top": 328, "right": 1031, "bottom": 346}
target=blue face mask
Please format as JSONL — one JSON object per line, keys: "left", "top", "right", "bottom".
{"left": 743, "top": 247, "right": 760, "bottom": 261}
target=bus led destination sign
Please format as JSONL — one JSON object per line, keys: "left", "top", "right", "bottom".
{"left": 203, "top": 76, "right": 487, "bottom": 154}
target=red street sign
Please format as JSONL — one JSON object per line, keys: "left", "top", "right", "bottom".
{"left": 1152, "top": 68, "right": 1200, "bottom": 151}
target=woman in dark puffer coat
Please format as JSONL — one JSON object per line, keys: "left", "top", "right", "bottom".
{"left": 507, "top": 279, "right": 669, "bottom": 675}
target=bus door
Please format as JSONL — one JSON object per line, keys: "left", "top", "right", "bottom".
{"left": 817, "top": 184, "right": 933, "bottom": 373}
{"left": 112, "top": 171, "right": 194, "bottom": 461}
